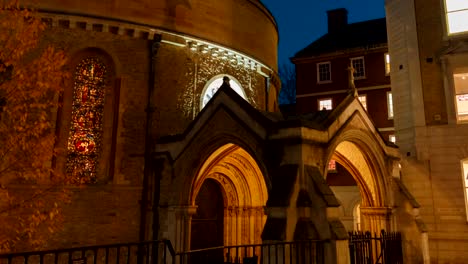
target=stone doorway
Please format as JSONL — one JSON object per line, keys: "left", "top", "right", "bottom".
{"left": 326, "top": 158, "right": 361, "bottom": 232}
{"left": 189, "top": 144, "right": 268, "bottom": 247}
{"left": 190, "top": 179, "right": 224, "bottom": 250}
{"left": 326, "top": 139, "right": 393, "bottom": 234}
{"left": 190, "top": 179, "right": 224, "bottom": 262}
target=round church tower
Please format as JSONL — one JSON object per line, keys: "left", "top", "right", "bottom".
{"left": 23, "top": 0, "right": 279, "bottom": 247}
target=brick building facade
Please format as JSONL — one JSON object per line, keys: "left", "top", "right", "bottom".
{"left": 291, "top": 9, "right": 398, "bottom": 236}
{"left": 292, "top": 9, "right": 394, "bottom": 142}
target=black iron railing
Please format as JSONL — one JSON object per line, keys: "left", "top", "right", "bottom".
{"left": 0, "top": 240, "right": 175, "bottom": 264}
{"left": 0, "top": 239, "right": 327, "bottom": 264}
{"left": 176, "top": 240, "right": 326, "bottom": 264}
{"left": 348, "top": 230, "right": 403, "bottom": 264}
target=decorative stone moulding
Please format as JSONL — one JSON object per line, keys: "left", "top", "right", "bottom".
{"left": 39, "top": 12, "right": 272, "bottom": 77}
{"left": 185, "top": 40, "right": 270, "bottom": 77}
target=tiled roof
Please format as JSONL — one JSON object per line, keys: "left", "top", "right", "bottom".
{"left": 294, "top": 17, "right": 387, "bottom": 58}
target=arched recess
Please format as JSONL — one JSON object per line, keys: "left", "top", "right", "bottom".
{"left": 189, "top": 143, "right": 268, "bottom": 247}
{"left": 55, "top": 48, "right": 119, "bottom": 183}
{"left": 200, "top": 74, "right": 247, "bottom": 109}
{"left": 326, "top": 129, "right": 392, "bottom": 232}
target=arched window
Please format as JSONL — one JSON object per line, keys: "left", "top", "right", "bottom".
{"left": 66, "top": 57, "right": 107, "bottom": 183}
{"left": 200, "top": 74, "right": 246, "bottom": 109}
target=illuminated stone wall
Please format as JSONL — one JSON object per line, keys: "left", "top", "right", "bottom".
{"left": 386, "top": 0, "right": 468, "bottom": 262}
{"left": 23, "top": 0, "right": 278, "bottom": 69}
{"left": 15, "top": 0, "right": 279, "bottom": 248}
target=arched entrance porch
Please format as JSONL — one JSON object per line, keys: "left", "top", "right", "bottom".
{"left": 325, "top": 136, "right": 394, "bottom": 234}
{"left": 189, "top": 143, "right": 268, "bottom": 249}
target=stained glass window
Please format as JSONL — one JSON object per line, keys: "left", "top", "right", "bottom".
{"left": 66, "top": 57, "right": 106, "bottom": 183}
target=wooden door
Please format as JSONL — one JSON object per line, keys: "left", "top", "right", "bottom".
{"left": 190, "top": 179, "right": 224, "bottom": 263}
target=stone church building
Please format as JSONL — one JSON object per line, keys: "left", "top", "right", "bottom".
{"left": 7, "top": 0, "right": 429, "bottom": 262}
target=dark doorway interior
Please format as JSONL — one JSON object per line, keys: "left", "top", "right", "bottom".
{"left": 190, "top": 179, "right": 224, "bottom": 262}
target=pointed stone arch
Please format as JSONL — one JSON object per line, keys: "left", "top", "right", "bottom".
{"left": 325, "top": 123, "right": 396, "bottom": 232}
{"left": 190, "top": 143, "right": 268, "bottom": 247}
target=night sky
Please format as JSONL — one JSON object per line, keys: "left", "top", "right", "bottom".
{"left": 260, "top": 0, "right": 386, "bottom": 66}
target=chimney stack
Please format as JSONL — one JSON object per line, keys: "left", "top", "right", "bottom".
{"left": 327, "top": 8, "right": 348, "bottom": 33}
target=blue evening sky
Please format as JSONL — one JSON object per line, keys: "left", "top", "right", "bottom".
{"left": 260, "top": 0, "right": 386, "bottom": 66}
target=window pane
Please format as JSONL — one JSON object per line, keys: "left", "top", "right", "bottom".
{"left": 447, "top": 10, "right": 468, "bottom": 34}
{"left": 387, "top": 92, "right": 394, "bottom": 119}
{"left": 201, "top": 76, "right": 246, "bottom": 108}
{"left": 454, "top": 73, "right": 468, "bottom": 121}
{"left": 351, "top": 57, "right": 365, "bottom": 78}
{"left": 319, "top": 99, "right": 332, "bottom": 110}
{"left": 454, "top": 73, "right": 468, "bottom": 94}
{"left": 317, "top": 62, "right": 331, "bottom": 83}
{"left": 446, "top": 0, "right": 468, "bottom": 12}
{"left": 462, "top": 160, "right": 468, "bottom": 221}
{"left": 385, "top": 53, "right": 391, "bottom": 75}
{"left": 328, "top": 160, "right": 337, "bottom": 172}
{"left": 358, "top": 95, "right": 367, "bottom": 110}
{"left": 456, "top": 94, "right": 468, "bottom": 120}
{"left": 67, "top": 57, "right": 107, "bottom": 183}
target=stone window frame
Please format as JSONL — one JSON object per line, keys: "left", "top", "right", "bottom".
{"left": 56, "top": 48, "right": 119, "bottom": 183}
{"left": 200, "top": 74, "right": 246, "bottom": 110}
{"left": 444, "top": 53, "right": 468, "bottom": 124}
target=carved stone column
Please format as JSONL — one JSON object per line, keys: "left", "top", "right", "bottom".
{"left": 167, "top": 206, "right": 197, "bottom": 253}
{"left": 225, "top": 206, "right": 235, "bottom": 246}
{"left": 253, "top": 206, "right": 266, "bottom": 244}
{"left": 235, "top": 206, "right": 242, "bottom": 245}
{"left": 243, "top": 206, "right": 252, "bottom": 245}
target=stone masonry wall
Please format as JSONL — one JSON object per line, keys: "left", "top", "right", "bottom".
{"left": 20, "top": 21, "right": 270, "bottom": 248}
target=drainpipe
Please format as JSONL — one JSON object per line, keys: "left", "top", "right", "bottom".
{"left": 139, "top": 35, "right": 161, "bottom": 242}
{"left": 152, "top": 158, "right": 164, "bottom": 241}
{"left": 265, "top": 76, "right": 270, "bottom": 111}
